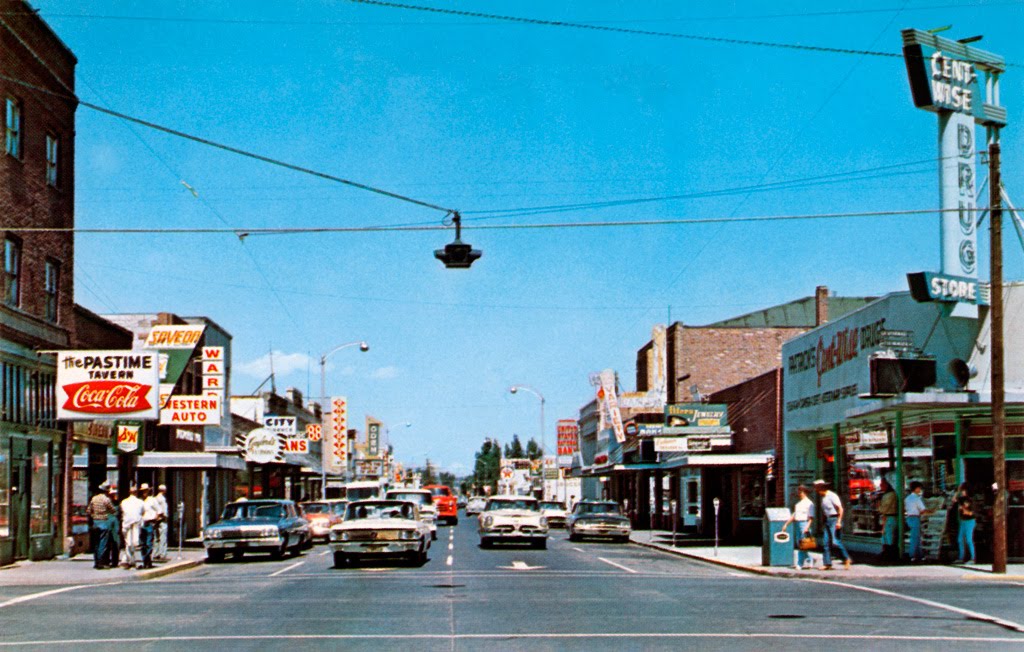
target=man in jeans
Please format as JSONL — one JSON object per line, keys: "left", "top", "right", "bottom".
{"left": 85, "top": 481, "right": 116, "bottom": 569}
{"left": 814, "top": 479, "right": 852, "bottom": 570}
{"left": 905, "top": 481, "right": 931, "bottom": 562}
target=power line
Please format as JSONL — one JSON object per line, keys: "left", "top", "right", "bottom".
{"left": 0, "top": 207, "right": 970, "bottom": 234}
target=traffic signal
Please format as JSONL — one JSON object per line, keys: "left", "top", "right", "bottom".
{"left": 434, "top": 212, "right": 482, "bottom": 269}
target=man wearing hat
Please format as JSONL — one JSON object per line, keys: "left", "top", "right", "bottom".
{"left": 140, "top": 484, "right": 159, "bottom": 569}
{"left": 106, "top": 485, "right": 122, "bottom": 568}
{"left": 814, "top": 479, "right": 852, "bottom": 570}
{"left": 85, "top": 482, "right": 116, "bottom": 569}
{"left": 120, "top": 485, "right": 144, "bottom": 569}
{"left": 153, "top": 484, "right": 169, "bottom": 561}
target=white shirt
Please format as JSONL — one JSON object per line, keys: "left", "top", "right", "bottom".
{"left": 905, "top": 492, "right": 926, "bottom": 517}
{"left": 121, "top": 495, "right": 144, "bottom": 527}
{"left": 792, "top": 497, "right": 812, "bottom": 522}
{"left": 142, "top": 496, "right": 160, "bottom": 523}
{"left": 820, "top": 490, "right": 842, "bottom": 517}
{"left": 153, "top": 493, "right": 169, "bottom": 519}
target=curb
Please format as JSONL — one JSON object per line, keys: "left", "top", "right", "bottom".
{"left": 137, "top": 558, "right": 205, "bottom": 580}
{"left": 631, "top": 539, "right": 784, "bottom": 577}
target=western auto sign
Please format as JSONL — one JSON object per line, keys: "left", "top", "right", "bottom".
{"left": 159, "top": 395, "right": 221, "bottom": 426}
{"left": 57, "top": 352, "right": 160, "bottom": 420}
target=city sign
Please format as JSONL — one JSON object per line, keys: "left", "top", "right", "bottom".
{"left": 907, "top": 271, "right": 988, "bottom": 305}
{"left": 57, "top": 351, "right": 160, "bottom": 420}
{"left": 262, "top": 415, "right": 297, "bottom": 435}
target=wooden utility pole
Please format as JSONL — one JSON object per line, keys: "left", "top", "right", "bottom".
{"left": 989, "top": 141, "right": 1007, "bottom": 574}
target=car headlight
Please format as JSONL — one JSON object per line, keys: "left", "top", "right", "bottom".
{"left": 341, "top": 532, "right": 351, "bottom": 541}
{"left": 400, "top": 530, "right": 418, "bottom": 540}
{"left": 481, "top": 515, "right": 493, "bottom": 528}
{"left": 539, "top": 517, "right": 548, "bottom": 527}
{"left": 261, "top": 527, "right": 279, "bottom": 538}
{"left": 205, "top": 529, "right": 222, "bottom": 539}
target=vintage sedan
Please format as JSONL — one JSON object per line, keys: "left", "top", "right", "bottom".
{"left": 204, "top": 499, "right": 311, "bottom": 562}
{"left": 538, "top": 501, "right": 569, "bottom": 528}
{"left": 567, "top": 500, "right": 632, "bottom": 543}
{"left": 465, "top": 497, "right": 487, "bottom": 516}
{"left": 299, "top": 501, "right": 343, "bottom": 542}
{"left": 329, "top": 500, "right": 431, "bottom": 568}
{"left": 384, "top": 489, "right": 438, "bottom": 540}
{"left": 478, "top": 495, "right": 548, "bottom": 549}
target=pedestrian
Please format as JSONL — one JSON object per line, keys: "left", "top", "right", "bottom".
{"left": 121, "top": 485, "right": 144, "bottom": 569}
{"left": 814, "top": 479, "right": 852, "bottom": 570}
{"left": 106, "top": 485, "right": 122, "bottom": 568}
{"left": 781, "top": 484, "right": 814, "bottom": 570}
{"left": 904, "top": 481, "right": 932, "bottom": 562}
{"left": 954, "top": 482, "right": 976, "bottom": 564}
{"left": 85, "top": 481, "right": 116, "bottom": 569}
{"left": 140, "top": 484, "right": 159, "bottom": 569}
{"left": 878, "top": 479, "right": 899, "bottom": 564}
{"left": 153, "top": 484, "right": 169, "bottom": 561}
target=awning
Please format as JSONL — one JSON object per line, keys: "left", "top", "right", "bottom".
{"left": 74, "top": 452, "right": 248, "bottom": 471}
{"left": 850, "top": 447, "right": 931, "bottom": 461}
{"left": 661, "top": 453, "right": 771, "bottom": 469}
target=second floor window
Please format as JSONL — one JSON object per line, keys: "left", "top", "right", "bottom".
{"left": 3, "top": 236, "right": 20, "bottom": 307}
{"left": 5, "top": 98, "right": 21, "bottom": 158}
{"left": 44, "top": 259, "right": 59, "bottom": 322}
{"left": 45, "top": 134, "right": 58, "bottom": 186}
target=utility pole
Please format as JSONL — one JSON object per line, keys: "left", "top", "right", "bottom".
{"left": 989, "top": 141, "right": 1007, "bottom": 574}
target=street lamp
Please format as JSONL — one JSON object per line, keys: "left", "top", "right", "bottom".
{"left": 509, "top": 384, "right": 545, "bottom": 499}
{"left": 384, "top": 422, "right": 411, "bottom": 484}
{"left": 319, "top": 341, "right": 369, "bottom": 499}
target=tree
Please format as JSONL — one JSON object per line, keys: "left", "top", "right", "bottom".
{"left": 439, "top": 471, "right": 456, "bottom": 488}
{"left": 473, "top": 438, "right": 501, "bottom": 494}
{"left": 421, "top": 459, "right": 437, "bottom": 485}
{"left": 504, "top": 434, "right": 525, "bottom": 459}
{"left": 526, "top": 438, "right": 542, "bottom": 460}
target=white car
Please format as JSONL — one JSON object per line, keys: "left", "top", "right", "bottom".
{"left": 478, "top": 495, "right": 548, "bottom": 549}
{"left": 538, "top": 501, "right": 569, "bottom": 528}
{"left": 385, "top": 489, "right": 438, "bottom": 540}
{"left": 329, "top": 500, "right": 432, "bottom": 567}
{"left": 466, "top": 497, "right": 487, "bottom": 516}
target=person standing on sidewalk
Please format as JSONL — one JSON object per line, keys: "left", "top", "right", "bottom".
{"left": 153, "top": 484, "right": 169, "bottom": 561}
{"left": 905, "top": 481, "right": 931, "bottom": 562}
{"left": 878, "top": 479, "right": 899, "bottom": 564}
{"left": 954, "top": 483, "right": 976, "bottom": 564}
{"left": 121, "top": 486, "right": 144, "bottom": 569}
{"left": 140, "top": 484, "right": 159, "bottom": 569}
{"left": 814, "top": 479, "right": 852, "bottom": 570}
{"left": 782, "top": 485, "right": 814, "bottom": 570}
{"left": 106, "top": 486, "right": 121, "bottom": 568}
{"left": 85, "top": 482, "right": 116, "bottom": 569}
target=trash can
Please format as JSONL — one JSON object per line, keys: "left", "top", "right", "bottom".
{"left": 762, "top": 507, "right": 793, "bottom": 567}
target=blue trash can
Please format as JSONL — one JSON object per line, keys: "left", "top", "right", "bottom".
{"left": 762, "top": 507, "right": 794, "bottom": 567}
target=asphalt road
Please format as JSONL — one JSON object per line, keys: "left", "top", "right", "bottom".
{"left": 1, "top": 516, "right": 1024, "bottom": 651}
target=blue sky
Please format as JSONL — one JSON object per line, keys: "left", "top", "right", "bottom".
{"left": 33, "top": 0, "right": 1024, "bottom": 474}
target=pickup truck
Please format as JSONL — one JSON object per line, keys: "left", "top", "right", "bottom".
{"left": 423, "top": 484, "right": 458, "bottom": 525}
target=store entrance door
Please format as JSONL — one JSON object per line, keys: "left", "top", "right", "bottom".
{"left": 1008, "top": 460, "right": 1024, "bottom": 561}
{"left": 9, "top": 439, "right": 31, "bottom": 560}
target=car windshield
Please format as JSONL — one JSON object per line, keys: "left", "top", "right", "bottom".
{"left": 386, "top": 492, "right": 432, "bottom": 505}
{"left": 221, "top": 503, "right": 284, "bottom": 520}
{"left": 539, "top": 502, "right": 566, "bottom": 510}
{"left": 346, "top": 487, "right": 378, "bottom": 501}
{"left": 428, "top": 487, "right": 451, "bottom": 497}
{"left": 346, "top": 501, "right": 416, "bottom": 521}
{"left": 301, "top": 503, "right": 330, "bottom": 515}
{"left": 576, "top": 502, "right": 621, "bottom": 515}
{"left": 330, "top": 502, "right": 349, "bottom": 516}
{"left": 486, "top": 499, "right": 538, "bottom": 511}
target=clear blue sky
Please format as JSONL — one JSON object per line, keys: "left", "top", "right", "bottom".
{"left": 34, "top": 0, "right": 1024, "bottom": 475}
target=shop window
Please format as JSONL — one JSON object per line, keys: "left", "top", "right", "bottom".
{"left": 737, "top": 468, "right": 765, "bottom": 519}
{"left": 0, "top": 441, "right": 8, "bottom": 538}
{"left": 3, "top": 235, "right": 20, "bottom": 307}
{"left": 5, "top": 98, "right": 21, "bottom": 158}
{"left": 30, "top": 443, "right": 51, "bottom": 536}
{"left": 44, "top": 259, "right": 59, "bottom": 322}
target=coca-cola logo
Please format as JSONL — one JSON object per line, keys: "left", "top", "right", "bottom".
{"left": 62, "top": 382, "right": 153, "bottom": 414}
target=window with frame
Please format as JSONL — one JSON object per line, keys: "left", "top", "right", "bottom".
{"left": 45, "top": 134, "right": 58, "bottom": 186}
{"left": 5, "top": 98, "right": 21, "bottom": 158}
{"left": 44, "top": 259, "right": 59, "bottom": 322}
{"left": 3, "top": 236, "right": 20, "bottom": 307}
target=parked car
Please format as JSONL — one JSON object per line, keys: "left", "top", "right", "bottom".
{"left": 299, "top": 501, "right": 343, "bottom": 542}
{"left": 567, "top": 500, "right": 631, "bottom": 543}
{"left": 465, "top": 497, "right": 487, "bottom": 516}
{"left": 538, "top": 500, "right": 569, "bottom": 528}
{"left": 204, "top": 499, "right": 311, "bottom": 562}
{"left": 323, "top": 498, "right": 350, "bottom": 520}
{"left": 423, "top": 484, "right": 458, "bottom": 525}
{"left": 329, "top": 499, "right": 431, "bottom": 568}
{"left": 456, "top": 494, "right": 468, "bottom": 509}
{"left": 478, "top": 495, "right": 548, "bottom": 549}
{"left": 385, "top": 489, "right": 438, "bottom": 540}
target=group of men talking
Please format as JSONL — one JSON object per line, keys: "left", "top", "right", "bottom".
{"left": 85, "top": 482, "right": 170, "bottom": 570}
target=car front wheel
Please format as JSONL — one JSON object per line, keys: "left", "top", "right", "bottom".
{"left": 333, "top": 551, "right": 348, "bottom": 568}
{"left": 206, "top": 549, "right": 225, "bottom": 563}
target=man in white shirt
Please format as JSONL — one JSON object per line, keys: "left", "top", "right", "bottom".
{"left": 140, "top": 484, "right": 160, "bottom": 569}
{"left": 905, "top": 481, "right": 931, "bottom": 562}
{"left": 814, "top": 479, "right": 852, "bottom": 570}
{"left": 120, "top": 486, "right": 144, "bottom": 569}
{"left": 153, "top": 484, "right": 169, "bottom": 561}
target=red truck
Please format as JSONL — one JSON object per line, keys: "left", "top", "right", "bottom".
{"left": 423, "top": 485, "right": 458, "bottom": 525}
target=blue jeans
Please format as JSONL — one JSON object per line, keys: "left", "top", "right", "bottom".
{"left": 958, "top": 519, "right": 976, "bottom": 562}
{"left": 792, "top": 521, "right": 811, "bottom": 567}
{"left": 92, "top": 520, "right": 110, "bottom": 567}
{"left": 907, "top": 516, "right": 923, "bottom": 560}
{"left": 882, "top": 516, "right": 897, "bottom": 546}
{"left": 140, "top": 523, "right": 155, "bottom": 567}
{"left": 823, "top": 516, "right": 849, "bottom": 566}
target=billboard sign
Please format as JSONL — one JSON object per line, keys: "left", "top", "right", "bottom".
{"left": 665, "top": 404, "right": 728, "bottom": 429}
{"left": 57, "top": 351, "right": 160, "bottom": 420}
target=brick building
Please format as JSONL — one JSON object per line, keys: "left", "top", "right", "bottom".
{"left": 0, "top": 1, "right": 77, "bottom": 565}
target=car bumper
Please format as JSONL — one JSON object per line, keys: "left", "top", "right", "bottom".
{"left": 572, "top": 525, "right": 631, "bottom": 538}
{"left": 479, "top": 528, "right": 548, "bottom": 541}
{"left": 204, "top": 536, "right": 283, "bottom": 551}
{"left": 330, "top": 541, "right": 422, "bottom": 556}
{"left": 545, "top": 517, "right": 567, "bottom": 528}
{"left": 309, "top": 524, "right": 333, "bottom": 538}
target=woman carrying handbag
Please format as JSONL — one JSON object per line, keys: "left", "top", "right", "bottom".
{"left": 782, "top": 485, "right": 815, "bottom": 570}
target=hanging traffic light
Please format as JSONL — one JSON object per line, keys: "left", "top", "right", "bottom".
{"left": 434, "top": 212, "right": 482, "bottom": 269}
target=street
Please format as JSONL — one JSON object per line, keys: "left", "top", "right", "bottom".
{"left": 2, "top": 518, "right": 1024, "bottom": 651}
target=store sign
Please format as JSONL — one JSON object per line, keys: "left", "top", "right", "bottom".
{"left": 306, "top": 423, "right": 322, "bottom": 441}
{"left": 907, "top": 272, "right": 987, "bottom": 305}
{"left": 556, "top": 419, "right": 579, "bottom": 456}
{"left": 326, "top": 396, "right": 348, "bottom": 473}
{"left": 262, "top": 416, "right": 297, "bottom": 435}
{"left": 366, "top": 417, "right": 382, "bottom": 458}
{"left": 114, "top": 421, "right": 143, "bottom": 454}
{"left": 665, "top": 404, "right": 728, "bottom": 428}
{"left": 201, "top": 346, "right": 226, "bottom": 397}
{"left": 57, "top": 351, "right": 160, "bottom": 420}
{"left": 654, "top": 437, "right": 686, "bottom": 453}
{"left": 637, "top": 424, "right": 664, "bottom": 437}
{"left": 283, "top": 438, "right": 309, "bottom": 454}
{"left": 159, "top": 395, "right": 221, "bottom": 425}
{"left": 239, "top": 428, "right": 285, "bottom": 465}
{"left": 143, "top": 324, "right": 205, "bottom": 408}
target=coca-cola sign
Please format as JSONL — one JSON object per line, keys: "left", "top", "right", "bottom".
{"left": 57, "top": 351, "right": 160, "bottom": 420}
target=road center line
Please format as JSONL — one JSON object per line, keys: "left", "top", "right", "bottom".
{"left": 572, "top": 547, "right": 585, "bottom": 552}
{"left": 802, "top": 577, "right": 1024, "bottom": 633}
{"left": 446, "top": 555, "right": 453, "bottom": 566}
{"left": 0, "top": 582, "right": 121, "bottom": 609}
{"left": 319, "top": 549, "right": 331, "bottom": 556}
{"left": 597, "top": 557, "right": 638, "bottom": 574}
{"left": 268, "top": 561, "right": 304, "bottom": 578}
{"left": 447, "top": 543, "right": 453, "bottom": 550}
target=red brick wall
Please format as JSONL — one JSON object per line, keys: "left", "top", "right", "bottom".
{"left": 1, "top": 1, "right": 77, "bottom": 344}
{"left": 706, "top": 369, "right": 780, "bottom": 455}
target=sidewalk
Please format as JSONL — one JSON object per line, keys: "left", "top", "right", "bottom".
{"left": 0, "top": 550, "right": 206, "bottom": 586}
{"left": 631, "top": 530, "right": 1024, "bottom": 580}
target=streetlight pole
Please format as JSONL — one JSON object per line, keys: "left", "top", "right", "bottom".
{"left": 510, "top": 384, "right": 545, "bottom": 499}
{"left": 319, "top": 341, "right": 369, "bottom": 500}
